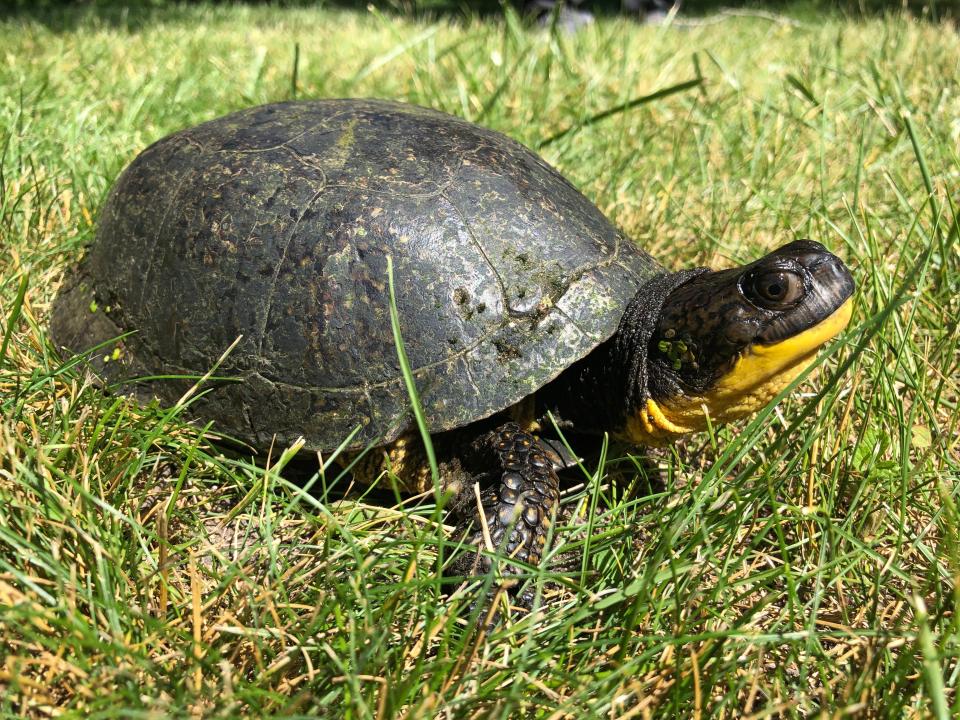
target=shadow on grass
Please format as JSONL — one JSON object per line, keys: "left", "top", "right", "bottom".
{"left": 2, "top": 0, "right": 956, "bottom": 33}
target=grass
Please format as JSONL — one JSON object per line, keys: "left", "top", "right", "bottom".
{"left": 1, "top": 1, "right": 959, "bottom": 717}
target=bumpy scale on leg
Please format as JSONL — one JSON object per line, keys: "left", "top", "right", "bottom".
{"left": 449, "top": 422, "right": 561, "bottom": 589}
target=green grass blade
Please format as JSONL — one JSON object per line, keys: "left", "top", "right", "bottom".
{"left": 538, "top": 77, "right": 703, "bottom": 148}
{"left": 0, "top": 273, "right": 28, "bottom": 363}
{"left": 387, "top": 255, "right": 439, "bottom": 487}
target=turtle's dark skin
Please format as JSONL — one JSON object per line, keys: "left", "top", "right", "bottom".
{"left": 51, "top": 99, "right": 855, "bottom": 599}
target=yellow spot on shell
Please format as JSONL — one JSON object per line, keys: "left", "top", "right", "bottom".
{"left": 336, "top": 118, "right": 357, "bottom": 150}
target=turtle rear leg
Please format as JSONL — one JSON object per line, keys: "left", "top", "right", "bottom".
{"left": 447, "top": 422, "right": 561, "bottom": 601}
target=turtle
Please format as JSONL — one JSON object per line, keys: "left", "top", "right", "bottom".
{"left": 51, "top": 99, "right": 855, "bottom": 596}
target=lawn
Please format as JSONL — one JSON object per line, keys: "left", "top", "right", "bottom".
{"left": 1, "top": 1, "right": 958, "bottom": 717}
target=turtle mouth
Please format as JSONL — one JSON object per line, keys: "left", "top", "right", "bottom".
{"left": 752, "top": 243, "right": 856, "bottom": 346}
{"left": 719, "top": 296, "right": 854, "bottom": 395}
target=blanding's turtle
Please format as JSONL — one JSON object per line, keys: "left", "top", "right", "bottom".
{"left": 51, "top": 99, "right": 855, "bottom": 591}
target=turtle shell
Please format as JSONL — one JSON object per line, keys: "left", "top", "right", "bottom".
{"left": 51, "top": 99, "right": 662, "bottom": 451}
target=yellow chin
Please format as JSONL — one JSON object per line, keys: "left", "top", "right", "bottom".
{"left": 624, "top": 298, "right": 853, "bottom": 445}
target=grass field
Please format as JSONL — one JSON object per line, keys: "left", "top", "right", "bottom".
{"left": 1, "top": 1, "right": 959, "bottom": 717}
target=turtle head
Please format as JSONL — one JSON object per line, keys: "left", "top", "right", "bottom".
{"left": 625, "top": 240, "right": 855, "bottom": 444}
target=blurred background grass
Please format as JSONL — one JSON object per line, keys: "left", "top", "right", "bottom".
{"left": 1, "top": 1, "right": 958, "bottom": 717}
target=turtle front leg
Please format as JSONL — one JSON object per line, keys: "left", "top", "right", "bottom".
{"left": 447, "top": 422, "right": 561, "bottom": 600}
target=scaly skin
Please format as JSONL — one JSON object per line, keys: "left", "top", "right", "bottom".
{"left": 447, "top": 423, "right": 561, "bottom": 594}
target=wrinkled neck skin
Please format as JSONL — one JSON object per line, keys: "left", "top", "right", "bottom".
{"left": 537, "top": 269, "right": 707, "bottom": 440}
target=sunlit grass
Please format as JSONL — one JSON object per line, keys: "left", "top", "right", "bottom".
{"left": 1, "top": 1, "right": 958, "bottom": 717}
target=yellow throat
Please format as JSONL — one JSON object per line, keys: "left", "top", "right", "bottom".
{"left": 625, "top": 298, "right": 854, "bottom": 445}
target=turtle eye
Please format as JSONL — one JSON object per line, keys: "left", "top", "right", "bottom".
{"left": 744, "top": 269, "right": 805, "bottom": 308}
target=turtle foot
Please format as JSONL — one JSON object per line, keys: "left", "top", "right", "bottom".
{"left": 446, "top": 422, "right": 561, "bottom": 604}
